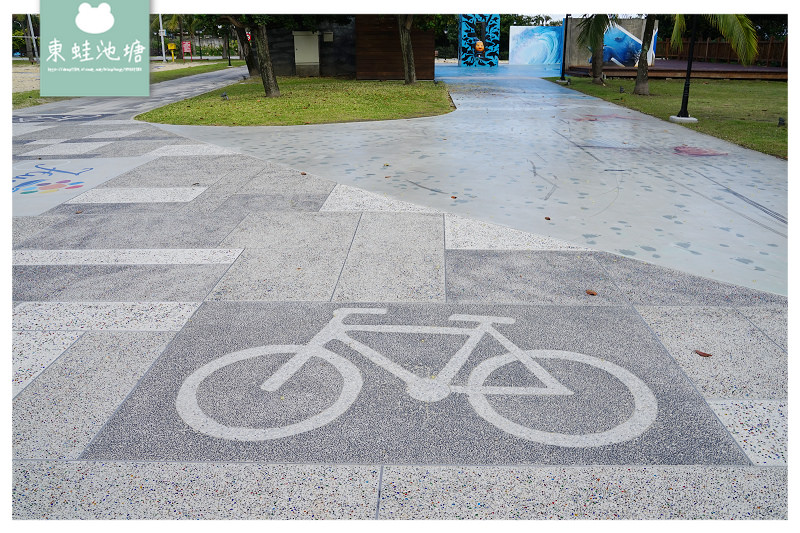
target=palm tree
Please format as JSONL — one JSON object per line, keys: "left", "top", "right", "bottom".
{"left": 576, "top": 15, "right": 618, "bottom": 85}
{"left": 669, "top": 15, "right": 758, "bottom": 119}
{"left": 633, "top": 15, "right": 657, "bottom": 95}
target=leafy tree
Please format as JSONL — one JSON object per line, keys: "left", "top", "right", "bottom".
{"left": 576, "top": 15, "right": 618, "bottom": 85}
{"left": 222, "top": 15, "right": 349, "bottom": 97}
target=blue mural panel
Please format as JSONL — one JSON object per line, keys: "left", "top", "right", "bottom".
{"left": 509, "top": 26, "right": 563, "bottom": 65}
{"left": 588, "top": 24, "right": 659, "bottom": 67}
{"left": 459, "top": 14, "right": 500, "bottom": 66}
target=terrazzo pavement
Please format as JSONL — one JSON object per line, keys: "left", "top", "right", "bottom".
{"left": 11, "top": 66, "right": 787, "bottom": 519}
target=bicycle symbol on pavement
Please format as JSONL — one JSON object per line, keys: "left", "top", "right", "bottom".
{"left": 176, "top": 308, "right": 658, "bottom": 447}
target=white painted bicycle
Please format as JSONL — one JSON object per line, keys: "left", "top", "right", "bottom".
{"left": 176, "top": 308, "right": 658, "bottom": 447}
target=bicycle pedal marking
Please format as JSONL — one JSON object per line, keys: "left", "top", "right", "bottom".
{"left": 175, "top": 308, "right": 658, "bottom": 446}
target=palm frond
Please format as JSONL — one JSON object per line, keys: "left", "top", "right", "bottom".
{"left": 705, "top": 14, "right": 758, "bottom": 64}
{"left": 670, "top": 15, "right": 686, "bottom": 51}
{"left": 576, "top": 14, "right": 616, "bottom": 48}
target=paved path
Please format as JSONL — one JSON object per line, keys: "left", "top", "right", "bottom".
{"left": 11, "top": 67, "right": 787, "bottom": 519}
{"left": 160, "top": 64, "right": 788, "bottom": 296}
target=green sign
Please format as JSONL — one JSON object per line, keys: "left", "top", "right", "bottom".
{"left": 40, "top": 1, "right": 149, "bottom": 97}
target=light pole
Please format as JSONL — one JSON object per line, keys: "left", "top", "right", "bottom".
{"left": 560, "top": 14, "right": 570, "bottom": 81}
{"left": 159, "top": 14, "right": 167, "bottom": 62}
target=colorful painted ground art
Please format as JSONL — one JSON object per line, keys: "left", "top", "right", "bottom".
{"left": 509, "top": 26, "right": 563, "bottom": 66}
{"left": 12, "top": 157, "right": 147, "bottom": 216}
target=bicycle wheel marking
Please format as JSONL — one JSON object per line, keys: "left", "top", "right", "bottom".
{"left": 467, "top": 350, "right": 658, "bottom": 447}
{"left": 175, "top": 344, "right": 363, "bottom": 441}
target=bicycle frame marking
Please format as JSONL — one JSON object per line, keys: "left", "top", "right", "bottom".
{"left": 176, "top": 307, "right": 658, "bottom": 446}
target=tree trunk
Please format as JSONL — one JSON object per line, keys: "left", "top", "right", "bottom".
{"left": 223, "top": 32, "right": 229, "bottom": 59}
{"left": 591, "top": 41, "right": 604, "bottom": 84}
{"left": 23, "top": 28, "right": 35, "bottom": 63}
{"left": 233, "top": 25, "right": 258, "bottom": 77}
{"left": 397, "top": 15, "right": 416, "bottom": 84}
{"left": 633, "top": 15, "right": 656, "bottom": 95}
{"left": 252, "top": 24, "right": 280, "bottom": 97}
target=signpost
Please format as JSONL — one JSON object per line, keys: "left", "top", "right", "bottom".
{"left": 182, "top": 40, "right": 192, "bottom": 61}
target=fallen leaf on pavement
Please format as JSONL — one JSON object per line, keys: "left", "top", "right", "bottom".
{"left": 300, "top": 172, "right": 307, "bottom": 175}
{"left": 695, "top": 350, "right": 713, "bottom": 357}
{"left": 545, "top": 217, "right": 551, "bottom": 220}
{"left": 585, "top": 290, "right": 597, "bottom": 296}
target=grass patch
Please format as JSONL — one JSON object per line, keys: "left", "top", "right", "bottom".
{"left": 12, "top": 89, "right": 71, "bottom": 110}
{"left": 548, "top": 77, "right": 787, "bottom": 159}
{"left": 149, "top": 60, "right": 246, "bottom": 84}
{"left": 135, "top": 77, "right": 455, "bottom": 126}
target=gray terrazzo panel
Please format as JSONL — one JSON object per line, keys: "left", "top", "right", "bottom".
{"left": 209, "top": 248, "right": 348, "bottom": 301}
{"left": 378, "top": 465, "right": 787, "bottom": 519}
{"left": 13, "top": 330, "right": 83, "bottom": 398}
{"left": 22, "top": 141, "right": 112, "bottom": 156}
{"left": 13, "top": 332, "right": 174, "bottom": 459}
{"left": 42, "top": 202, "right": 190, "bottom": 216}
{"left": 320, "top": 184, "right": 443, "bottom": 213}
{"left": 213, "top": 193, "right": 329, "bottom": 213}
{"left": 12, "top": 301, "right": 200, "bottom": 331}
{"left": 220, "top": 211, "right": 360, "bottom": 249}
{"left": 593, "top": 253, "right": 787, "bottom": 306}
{"left": 101, "top": 155, "right": 260, "bottom": 184}
{"left": 15, "top": 211, "right": 249, "bottom": 249}
{"left": 89, "top": 139, "right": 196, "bottom": 158}
{"left": 634, "top": 306, "right": 787, "bottom": 399}
{"left": 241, "top": 166, "right": 337, "bottom": 196}
{"left": 708, "top": 400, "right": 787, "bottom": 466}
{"left": 333, "top": 213, "right": 446, "bottom": 302}
{"left": 445, "top": 215, "right": 589, "bottom": 250}
{"left": 13, "top": 264, "right": 229, "bottom": 301}
{"left": 735, "top": 306, "right": 788, "bottom": 351}
{"left": 82, "top": 302, "right": 746, "bottom": 465}
{"left": 211, "top": 212, "right": 360, "bottom": 301}
{"left": 446, "top": 250, "right": 627, "bottom": 305}
{"left": 12, "top": 216, "right": 70, "bottom": 247}
{"left": 13, "top": 461, "right": 380, "bottom": 519}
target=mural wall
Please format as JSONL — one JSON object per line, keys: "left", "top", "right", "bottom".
{"left": 595, "top": 24, "right": 658, "bottom": 67}
{"left": 458, "top": 14, "right": 500, "bottom": 66}
{"left": 509, "top": 26, "right": 564, "bottom": 65}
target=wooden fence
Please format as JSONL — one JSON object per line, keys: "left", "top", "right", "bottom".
{"left": 656, "top": 37, "right": 787, "bottom": 67}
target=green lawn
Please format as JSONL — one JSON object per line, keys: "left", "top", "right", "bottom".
{"left": 136, "top": 77, "right": 454, "bottom": 126}
{"left": 12, "top": 60, "right": 246, "bottom": 110}
{"left": 148, "top": 59, "right": 246, "bottom": 84}
{"left": 12, "top": 90, "right": 70, "bottom": 110}
{"left": 549, "top": 77, "right": 788, "bottom": 159}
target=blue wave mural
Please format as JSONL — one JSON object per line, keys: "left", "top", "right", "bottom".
{"left": 509, "top": 26, "right": 563, "bottom": 65}
{"left": 587, "top": 24, "right": 658, "bottom": 67}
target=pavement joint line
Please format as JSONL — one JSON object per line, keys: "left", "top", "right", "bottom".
{"left": 329, "top": 212, "right": 364, "bottom": 303}
{"left": 13, "top": 330, "right": 86, "bottom": 400}
{"left": 75, "top": 309, "right": 203, "bottom": 461}
{"left": 733, "top": 307, "right": 787, "bottom": 354}
{"left": 375, "top": 465, "right": 385, "bottom": 519}
{"left": 442, "top": 214, "right": 448, "bottom": 304}
{"left": 624, "top": 302, "right": 756, "bottom": 465}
